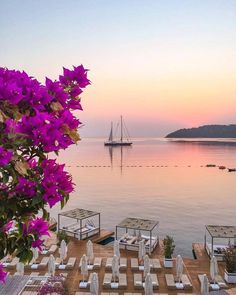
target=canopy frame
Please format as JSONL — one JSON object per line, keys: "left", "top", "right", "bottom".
{"left": 115, "top": 217, "right": 159, "bottom": 254}
{"left": 58, "top": 208, "right": 100, "bottom": 240}
{"left": 205, "top": 225, "right": 236, "bottom": 260}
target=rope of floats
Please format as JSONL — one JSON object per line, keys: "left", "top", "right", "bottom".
{"left": 65, "top": 164, "right": 236, "bottom": 172}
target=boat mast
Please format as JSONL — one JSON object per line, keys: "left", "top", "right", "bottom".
{"left": 120, "top": 115, "right": 123, "bottom": 143}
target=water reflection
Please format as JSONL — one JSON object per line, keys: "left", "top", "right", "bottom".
{"left": 106, "top": 145, "right": 132, "bottom": 175}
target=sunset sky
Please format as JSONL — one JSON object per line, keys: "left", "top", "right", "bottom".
{"left": 1, "top": 0, "right": 236, "bottom": 137}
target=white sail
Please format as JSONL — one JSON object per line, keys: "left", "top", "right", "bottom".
{"left": 108, "top": 122, "right": 113, "bottom": 142}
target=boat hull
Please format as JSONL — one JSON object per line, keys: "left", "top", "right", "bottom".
{"left": 104, "top": 142, "right": 132, "bottom": 146}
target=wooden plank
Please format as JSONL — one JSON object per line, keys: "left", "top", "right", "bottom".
{"left": 87, "top": 229, "right": 114, "bottom": 243}
{"left": 192, "top": 243, "right": 209, "bottom": 260}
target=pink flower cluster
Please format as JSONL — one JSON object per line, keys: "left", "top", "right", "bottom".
{"left": 42, "top": 159, "right": 74, "bottom": 207}
{"left": 0, "top": 65, "right": 89, "bottom": 152}
{"left": 0, "top": 66, "right": 89, "bottom": 283}
{"left": 23, "top": 217, "right": 50, "bottom": 251}
{"left": 38, "top": 275, "right": 67, "bottom": 295}
{"left": 0, "top": 147, "right": 13, "bottom": 166}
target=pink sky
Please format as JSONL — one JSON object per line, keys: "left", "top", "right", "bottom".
{"left": 1, "top": 1, "right": 236, "bottom": 136}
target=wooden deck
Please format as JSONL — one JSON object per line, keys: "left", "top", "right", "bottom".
{"left": 192, "top": 243, "right": 209, "bottom": 261}
{"left": 6, "top": 238, "right": 236, "bottom": 295}
{"left": 88, "top": 229, "right": 114, "bottom": 243}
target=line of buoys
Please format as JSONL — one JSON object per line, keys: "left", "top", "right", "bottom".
{"left": 65, "top": 164, "right": 235, "bottom": 172}
{"left": 68, "top": 165, "right": 204, "bottom": 168}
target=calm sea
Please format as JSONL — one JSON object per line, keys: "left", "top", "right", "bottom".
{"left": 50, "top": 138, "right": 236, "bottom": 257}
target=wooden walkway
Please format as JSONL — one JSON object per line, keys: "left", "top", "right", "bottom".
{"left": 192, "top": 243, "right": 209, "bottom": 260}
{"left": 6, "top": 240, "right": 236, "bottom": 295}
{"left": 88, "top": 229, "right": 114, "bottom": 243}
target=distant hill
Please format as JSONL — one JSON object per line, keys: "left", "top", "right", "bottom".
{"left": 166, "top": 124, "right": 236, "bottom": 138}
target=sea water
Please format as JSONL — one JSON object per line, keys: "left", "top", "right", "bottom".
{"left": 50, "top": 138, "right": 236, "bottom": 257}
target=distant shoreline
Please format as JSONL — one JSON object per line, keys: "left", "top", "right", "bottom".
{"left": 166, "top": 124, "right": 236, "bottom": 139}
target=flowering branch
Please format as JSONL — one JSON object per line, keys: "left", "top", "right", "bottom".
{"left": 0, "top": 65, "right": 90, "bottom": 282}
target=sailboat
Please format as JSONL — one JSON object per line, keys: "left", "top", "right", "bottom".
{"left": 104, "top": 116, "right": 132, "bottom": 146}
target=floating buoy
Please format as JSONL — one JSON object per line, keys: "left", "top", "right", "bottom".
{"left": 219, "top": 166, "right": 226, "bottom": 170}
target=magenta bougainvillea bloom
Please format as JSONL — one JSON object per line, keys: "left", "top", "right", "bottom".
{"left": 28, "top": 218, "right": 50, "bottom": 237}
{"left": 0, "top": 65, "right": 89, "bottom": 282}
{"left": 41, "top": 159, "right": 74, "bottom": 207}
{"left": 32, "top": 239, "right": 44, "bottom": 251}
{"left": 0, "top": 147, "right": 13, "bottom": 166}
{"left": 0, "top": 264, "right": 7, "bottom": 283}
{"left": 15, "top": 177, "right": 36, "bottom": 198}
{"left": 2, "top": 221, "right": 13, "bottom": 233}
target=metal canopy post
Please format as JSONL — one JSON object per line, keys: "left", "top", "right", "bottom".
{"left": 99, "top": 213, "right": 101, "bottom": 235}
{"left": 149, "top": 230, "right": 152, "bottom": 255}
{"left": 211, "top": 236, "right": 214, "bottom": 258}
{"left": 80, "top": 219, "right": 82, "bottom": 240}
{"left": 58, "top": 214, "right": 60, "bottom": 232}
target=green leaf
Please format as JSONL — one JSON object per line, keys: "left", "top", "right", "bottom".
{"left": 31, "top": 195, "right": 42, "bottom": 206}
{"left": 60, "top": 198, "right": 65, "bottom": 209}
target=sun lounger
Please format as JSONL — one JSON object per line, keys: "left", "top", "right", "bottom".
{"left": 55, "top": 257, "right": 76, "bottom": 269}
{"left": 75, "top": 293, "right": 90, "bottom": 295}
{"left": 134, "top": 273, "right": 159, "bottom": 289}
{"left": 215, "top": 274, "right": 227, "bottom": 288}
{"left": 118, "top": 273, "right": 127, "bottom": 289}
{"left": 134, "top": 273, "right": 143, "bottom": 289}
{"left": 198, "top": 274, "right": 226, "bottom": 290}
{"left": 79, "top": 256, "right": 102, "bottom": 269}
{"left": 101, "top": 293, "right": 119, "bottom": 295}
{"left": 55, "top": 257, "right": 62, "bottom": 266}
{"left": 151, "top": 258, "right": 162, "bottom": 271}
{"left": 103, "top": 273, "right": 112, "bottom": 288}
{"left": 27, "top": 257, "right": 48, "bottom": 269}
{"left": 150, "top": 273, "right": 159, "bottom": 288}
{"left": 21, "top": 292, "right": 38, "bottom": 295}
{"left": 30, "top": 272, "right": 40, "bottom": 276}
{"left": 131, "top": 258, "right": 139, "bottom": 271}
{"left": 105, "top": 257, "right": 113, "bottom": 269}
{"left": 165, "top": 274, "right": 176, "bottom": 289}
{"left": 120, "top": 257, "right": 127, "bottom": 271}
{"left": 6, "top": 257, "right": 19, "bottom": 268}
{"left": 94, "top": 257, "right": 102, "bottom": 269}
{"left": 182, "top": 274, "right": 193, "bottom": 290}
{"left": 66, "top": 257, "right": 76, "bottom": 269}
{"left": 48, "top": 244, "right": 57, "bottom": 254}
{"left": 37, "top": 257, "right": 49, "bottom": 269}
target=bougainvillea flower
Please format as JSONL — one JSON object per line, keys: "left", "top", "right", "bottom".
{"left": 59, "top": 65, "right": 90, "bottom": 88}
{"left": 32, "top": 239, "right": 44, "bottom": 251}
{"left": 29, "top": 218, "right": 50, "bottom": 237}
{"left": 0, "top": 264, "right": 7, "bottom": 283}
{"left": 2, "top": 221, "right": 14, "bottom": 233}
{"left": 43, "top": 189, "right": 63, "bottom": 208}
{"left": 0, "top": 147, "right": 13, "bottom": 166}
{"left": 15, "top": 177, "right": 36, "bottom": 198}
{"left": 67, "top": 98, "right": 83, "bottom": 110}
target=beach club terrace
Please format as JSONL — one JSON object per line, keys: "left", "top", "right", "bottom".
{"left": 2, "top": 220, "right": 236, "bottom": 294}
{"left": 1, "top": 237, "right": 236, "bottom": 295}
